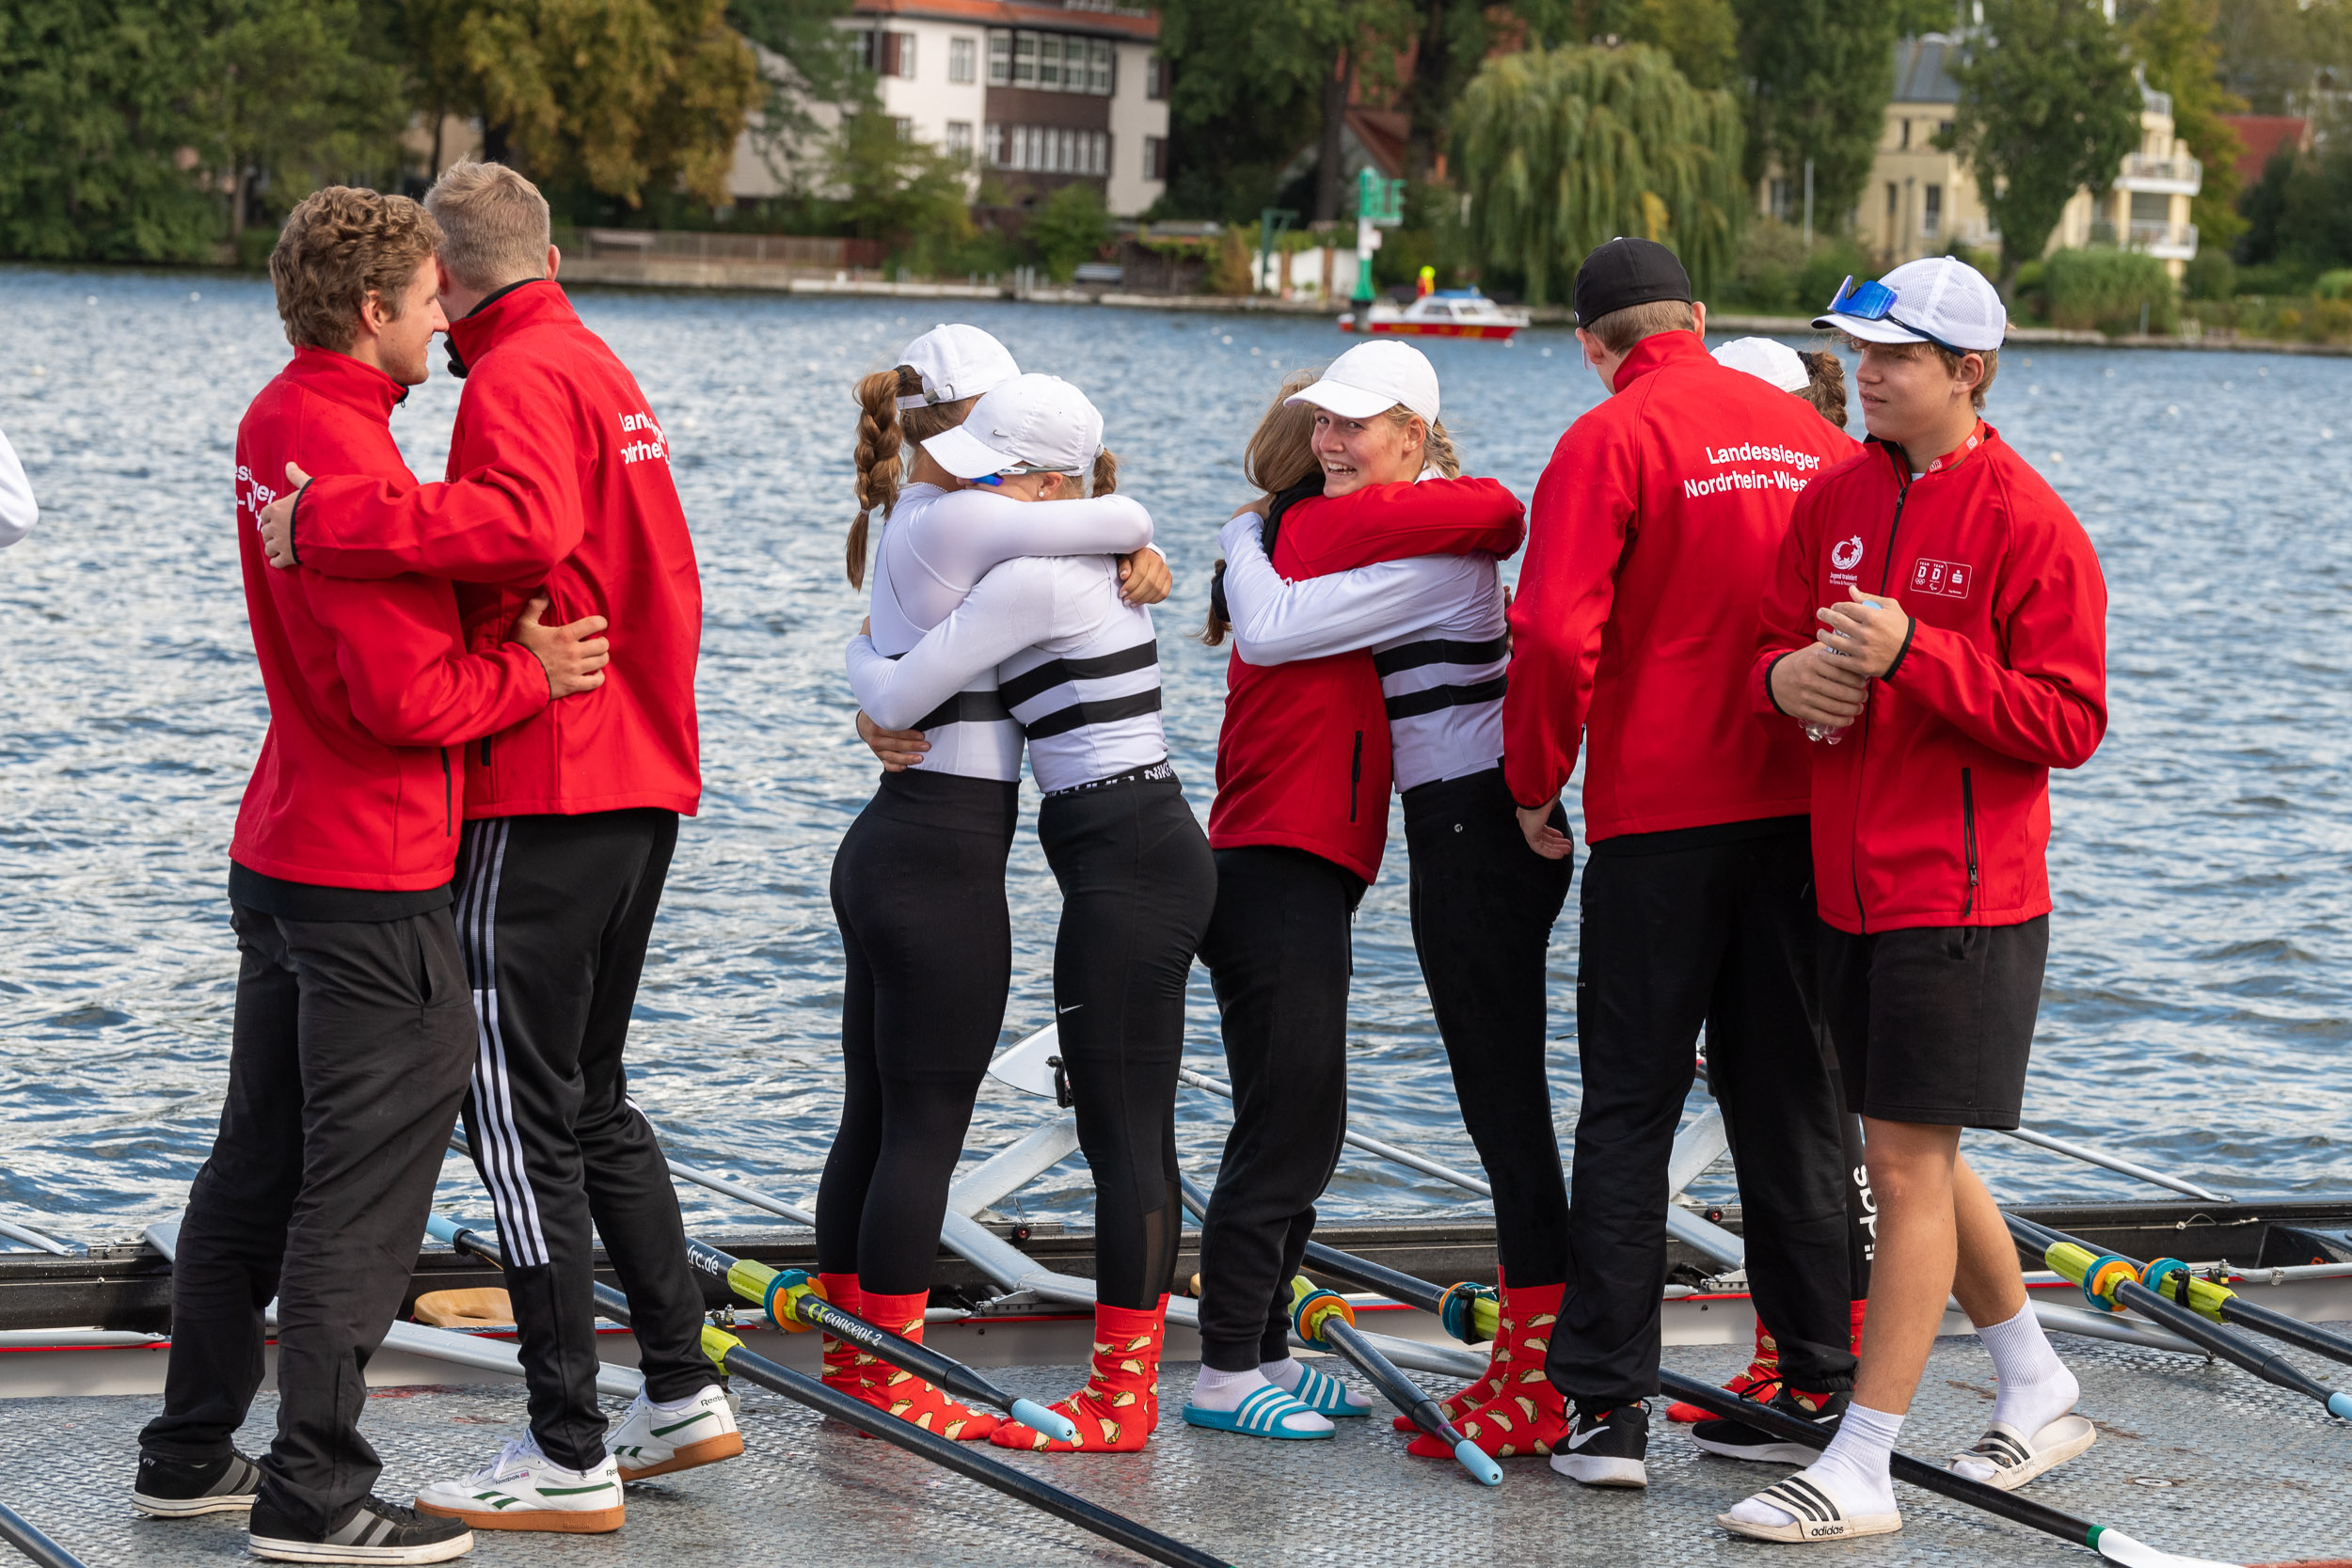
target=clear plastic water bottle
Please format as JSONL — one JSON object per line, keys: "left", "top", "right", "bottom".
{"left": 1804, "top": 721, "right": 1851, "bottom": 746}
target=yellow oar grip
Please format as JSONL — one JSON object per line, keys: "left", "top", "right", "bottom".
{"left": 729, "top": 1257, "right": 777, "bottom": 1304}
{"left": 1472, "top": 1295, "right": 1500, "bottom": 1341}
{"left": 1288, "top": 1276, "right": 1356, "bottom": 1347}
{"left": 699, "top": 1323, "right": 743, "bottom": 1370}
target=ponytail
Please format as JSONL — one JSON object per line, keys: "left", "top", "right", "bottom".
{"left": 1422, "top": 417, "right": 1460, "bottom": 478}
{"left": 1799, "top": 351, "right": 1850, "bottom": 431}
{"left": 850, "top": 367, "right": 920, "bottom": 588}
{"left": 1090, "top": 446, "right": 1119, "bottom": 497}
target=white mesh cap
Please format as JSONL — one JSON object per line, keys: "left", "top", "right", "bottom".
{"left": 892, "top": 324, "right": 1020, "bottom": 410}
{"left": 1712, "top": 337, "right": 1811, "bottom": 392}
{"left": 1814, "top": 256, "right": 2007, "bottom": 353}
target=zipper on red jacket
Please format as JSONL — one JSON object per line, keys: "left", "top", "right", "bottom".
{"left": 1348, "top": 730, "right": 1363, "bottom": 823}
{"left": 441, "top": 749, "right": 453, "bottom": 837}
{"left": 1848, "top": 458, "right": 1915, "bottom": 934}
{"left": 1960, "top": 767, "right": 1979, "bottom": 919}
{"left": 480, "top": 736, "right": 491, "bottom": 771}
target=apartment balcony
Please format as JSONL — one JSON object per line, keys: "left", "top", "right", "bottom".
{"left": 2092, "top": 218, "right": 2200, "bottom": 260}
{"left": 2117, "top": 153, "right": 2202, "bottom": 195}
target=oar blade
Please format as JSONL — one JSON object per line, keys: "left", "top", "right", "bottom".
{"left": 986, "top": 1025, "right": 1062, "bottom": 1099}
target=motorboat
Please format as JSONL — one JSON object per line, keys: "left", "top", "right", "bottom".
{"left": 1339, "top": 288, "right": 1531, "bottom": 340}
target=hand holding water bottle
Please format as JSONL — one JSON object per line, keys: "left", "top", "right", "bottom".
{"left": 1770, "top": 636, "right": 1870, "bottom": 741}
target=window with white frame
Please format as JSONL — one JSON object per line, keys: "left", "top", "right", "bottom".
{"left": 1145, "top": 55, "right": 1167, "bottom": 100}
{"left": 949, "top": 36, "right": 977, "bottom": 83}
{"left": 1144, "top": 135, "right": 1166, "bottom": 182}
{"left": 986, "top": 125, "right": 1110, "bottom": 175}
{"left": 892, "top": 116, "right": 914, "bottom": 140}
{"left": 946, "top": 120, "right": 974, "bottom": 157}
{"left": 989, "top": 32, "right": 1010, "bottom": 85}
{"left": 988, "top": 30, "right": 1115, "bottom": 94}
{"left": 858, "top": 30, "right": 917, "bottom": 78}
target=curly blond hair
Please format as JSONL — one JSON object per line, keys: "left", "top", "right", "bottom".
{"left": 269, "top": 186, "right": 443, "bottom": 353}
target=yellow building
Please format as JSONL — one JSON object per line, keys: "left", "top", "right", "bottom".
{"left": 1762, "top": 36, "right": 2201, "bottom": 278}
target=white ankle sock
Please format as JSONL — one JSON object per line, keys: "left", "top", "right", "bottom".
{"left": 1189, "top": 1364, "right": 1268, "bottom": 1412}
{"left": 1260, "top": 1356, "right": 1373, "bottom": 1410}
{"left": 1189, "top": 1363, "right": 1335, "bottom": 1433}
{"left": 1954, "top": 1301, "right": 2078, "bottom": 1477}
{"left": 1727, "top": 1402, "right": 1901, "bottom": 1528}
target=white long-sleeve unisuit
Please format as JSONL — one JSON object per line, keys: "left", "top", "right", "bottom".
{"left": 1218, "top": 511, "right": 1507, "bottom": 792}
{"left": 850, "top": 549, "right": 1163, "bottom": 795}
{"left": 860, "top": 483, "right": 1152, "bottom": 781}
{"left": 0, "top": 426, "right": 35, "bottom": 547}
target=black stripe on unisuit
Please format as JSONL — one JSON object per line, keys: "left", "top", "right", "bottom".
{"left": 1384, "top": 674, "right": 1509, "bottom": 721}
{"left": 996, "top": 639, "right": 1159, "bottom": 709}
{"left": 1372, "top": 635, "right": 1509, "bottom": 677}
{"left": 913, "top": 689, "right": 1013, "bottom": 731}
{"left": 1022, "top": 689, "right": 1164, "bottom": 740}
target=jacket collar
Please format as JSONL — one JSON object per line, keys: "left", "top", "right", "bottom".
{"left": 444, "top": 278, "right": 573, "bottom": 378}
{"left": 1611, "top": 330, "right": 1711, "bottom": 393}
{"left": 1870, "top": 420, "right": 1996, "bottom": 480}
{"left": 284, "top": 345, "right": 406, "bottom": 419}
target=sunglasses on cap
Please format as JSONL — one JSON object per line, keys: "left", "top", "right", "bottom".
{"left": 1827, "top": 276, "right": 1972, "bottom": 358}
{"left": 976, "top": 463, "right": 1084, "bottom": 485}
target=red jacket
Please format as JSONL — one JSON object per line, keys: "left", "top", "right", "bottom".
{"left": 1208, "top": 477, "right": 1525, "bottom": 882}
{"left": 1753, "top": 425, "right": 2107, "bottom": 932}
{"left": 231, "top": 349, "right": 550, "bottom": 890}
{"left": 287, "top": 281, "right": 702, "bottom": 818}
{"left": 1502, "top": 331, "right": 1860, "bottom": 840}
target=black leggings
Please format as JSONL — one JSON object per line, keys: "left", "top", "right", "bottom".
{"left": 1194, "top": 846, "right": 1366, "bottom": 1371}
{"left": 1039, "top": 772, "right": 1217, "bottom": 1309}
{"left": 1404, "top": 768, "right": 1574, "bottom": 1286}
{"left": 818, "top": 769, "right": 1018, "bottom": 1296}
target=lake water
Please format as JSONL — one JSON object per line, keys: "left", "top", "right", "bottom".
{"left": 2, "top": 266, "right": 2347, "bottom": 1245}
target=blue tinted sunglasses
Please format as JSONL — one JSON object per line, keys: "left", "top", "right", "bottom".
{"left": 1827, "top": 275, "right": 1969, "bottom": 357}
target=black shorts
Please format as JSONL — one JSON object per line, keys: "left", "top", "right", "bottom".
{"left": 1817, "top": 916, "right": 2048, "bottom": 1130}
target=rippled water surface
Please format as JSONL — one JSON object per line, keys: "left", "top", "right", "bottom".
{"left": 3, "top": 266, "right": 2347, "bottom": 1243}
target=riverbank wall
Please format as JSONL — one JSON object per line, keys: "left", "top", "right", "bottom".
{"left": 554, "top": 257, "right": 2352, "bottom": 356}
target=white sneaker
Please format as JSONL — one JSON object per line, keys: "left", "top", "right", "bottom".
{"left": 413, "top": 1439, "right": 623, "bottom": 1534}
{"left": 608, "top": 1385, "right": 743, "bottom": 1482}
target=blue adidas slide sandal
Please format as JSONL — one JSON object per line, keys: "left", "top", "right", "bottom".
{"left": 1286, "top": 1363, "right": 1370, "bottom": 1418}
{"left": 1181, "top": 1386, "right": 1333, "bottom": 1439}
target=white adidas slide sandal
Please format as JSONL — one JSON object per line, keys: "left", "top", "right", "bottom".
{"left": 1950, "top": 1414, "right": 2096, "bottom": 1491}
{"left": 1717, "top": 1473, "right": 1902, "bottom": 1544}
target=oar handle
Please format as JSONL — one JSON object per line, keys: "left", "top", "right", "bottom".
{"left": 682, "top": 1238, "right": 1079, "bottom": 1445}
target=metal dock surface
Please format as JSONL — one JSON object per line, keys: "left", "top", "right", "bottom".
{"left": 7, "top": 1338, "right": 2350, "bottom": 1566}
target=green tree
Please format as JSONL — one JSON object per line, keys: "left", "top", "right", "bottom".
{"left": 827, "top": 110, "right": 971, "bottom": 246}
{"left": 1944, "top": 0, "right": 2140, "bottom": 292}
{"left": 2121, "top": 0, "right": 2247, "bottom": 253}
{"left": 1732, "top": 0, "right": 1905, "bottom": 232}
{"left": 1028, "top": 182, "right": 1113, "bottom": 280}
{"left": 405, "top": 0, "right": 762, "bottom": 206}
{"left": 0, "top": 2, "right": 215, "bottom": 261}
{"left": 726, "top": 0, "right": 866, "bottom": 192}
{"left": 1452, "top": 41, "right": 1743, "bottom": 304}
{"left": 2216, "top": 0, "right": 2352, "bottom": 114}
{"left": 194, "top": 0, "right": 407, "bottom": 243}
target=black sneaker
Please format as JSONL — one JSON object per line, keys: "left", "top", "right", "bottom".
{"left": 1548, "top": 1399, "right": 1649, "bottom": 1487}
{"left": 1692, "top": 1386, "right": 1849, "bottom": 1465}
{"left": 132, "top": 1449, "right": 262, "bottom": 1517}
{"left": 248, "top": 1497, "right": 473, "bottom": 1564}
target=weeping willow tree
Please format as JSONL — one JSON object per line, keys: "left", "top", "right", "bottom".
{"left": 1453, "top": 43, "right": 1744, "bottom": 306}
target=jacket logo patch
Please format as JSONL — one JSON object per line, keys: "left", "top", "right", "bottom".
{"left": 1830, "top": 535, "right": 1865, "bottom": 571}
{"left": 1910, "top": 557, "right": 1972, "bottom": 598}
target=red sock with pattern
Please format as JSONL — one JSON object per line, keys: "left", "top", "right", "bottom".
{"left": 991, "top": 1298, "right": 1166, "bottom": 1453}
{"left": 850, "top": 1289, "right": 1001, "bottom": 1441}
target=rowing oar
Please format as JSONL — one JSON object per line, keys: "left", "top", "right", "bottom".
{"left": 2007, "top": 1213, "right": 2352, "bottom": 1420}
{"left": 679, "top": 1238, "right": 1079, "bottom": 1443}
{"left": 0, "top": 1499, "right": 86, "bottom": 1568}
{"left": 2011, "top": 1212, "right": 2352, "bottom": 1370}
{"left": 1285, "top": 1278, "right": 1501, "bottom": 1486}
{"left": 421, "top": 1216, "right": 1226, "bottom": 1568}
{"left": 1173, "top": 1175, "right": 1502, "bottom": 1348}
{"left": 1273, "top": 1229, "right": 2268, "bottom": 1568}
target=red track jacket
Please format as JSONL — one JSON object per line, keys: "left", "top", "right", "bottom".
{"left": 1208, "top": 477, "right": 1525, "bottom": 882}
{"left": 287, "top": 281, "right": 702, "bottom": 818}
{"left": 231, "top": 349, "right": 550, "bottom": 890}
{"left": 1503, "top": 332, "right": 1860, "bottom": 841}
{"left": 1753, "top": 425, "right": 2107, "bottom": 932}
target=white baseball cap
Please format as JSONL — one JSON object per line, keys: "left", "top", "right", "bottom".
{"left": 1712, "top": 337, "right": 1811, "bottom": 393}
{"left": 1813, "top": 256, "right": 2007, "bottom": 354}
{"left": 1285, "top": 340, "right": 1440, "bottom": 425}
{"left": 922, "top": 373, "right": 1104, "bottom": 479}
{"left": 893, "top": 323, "right": 1020, "bottom": 410}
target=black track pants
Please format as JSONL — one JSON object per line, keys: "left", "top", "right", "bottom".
{"left": 1404, "top": 768, "right": 1575, "bottom": 1287}
{"left": 1194, "top": 847, "right": 1365, "bottom": 1372}
{"left": 818, "top": 769, "right": 1018, "bottom": 1296}
{"left": 1039, "top": 774, "right": 1217, "bottom": 1309}
{"left": 453, "top": 808, "right": 707, "bottom": 1473}
{"left": 1716, "top": 1074, "right": 1876, "bottom": 1303}
{"left": 1546, "top": 820, "right": 1859, "bottom": 1404}
{"left": 141, "top": 906, "right": 475, "bottom": 1534}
